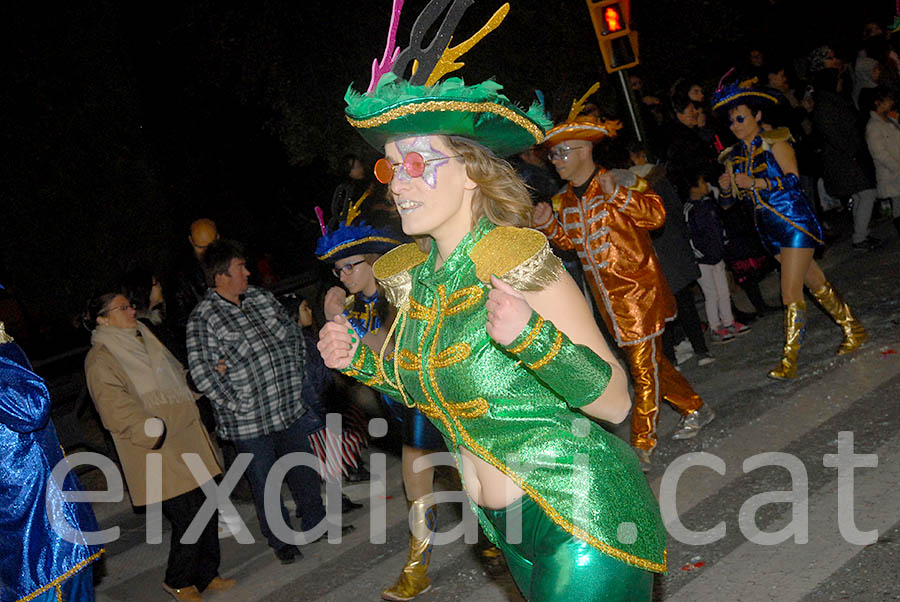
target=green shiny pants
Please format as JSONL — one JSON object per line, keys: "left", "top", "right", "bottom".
{"left": 482, "top": 495, "right": 653, "bottom": 602}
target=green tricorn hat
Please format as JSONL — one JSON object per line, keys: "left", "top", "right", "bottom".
{"left": 344, "top": 0, "right": 550, "bottom": 157}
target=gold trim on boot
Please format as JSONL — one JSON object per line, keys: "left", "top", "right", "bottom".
{"left": 768, "top": 301, "right": 806, "bottom": 380}
{"left": 811, "top": 281, "right": 869, "bottom": 355}
{"left": 382, "top": 497, "right": 436, "bottom": 601}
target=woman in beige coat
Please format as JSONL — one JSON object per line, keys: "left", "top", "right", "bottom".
{"left": 85, "top": 291, "right": 235, "bottom": 602}
{"left": 864, "top": 85, "right": 900, "bottom": 239}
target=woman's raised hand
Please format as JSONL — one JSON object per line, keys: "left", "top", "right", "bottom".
{"left": 323, "top": 286, "right": 348, "bottom": 321}
{"left": 318, "top": 314, "right": 360, "bottom": 370}
{"left": 485, "top": 275, "right": 533, "bottom": 346}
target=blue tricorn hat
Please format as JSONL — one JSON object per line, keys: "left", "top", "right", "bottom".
{"left": 315, "top": 222, "right": 406, "bottom": 263}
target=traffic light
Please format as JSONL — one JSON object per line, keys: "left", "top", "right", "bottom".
{"left": 587, "top": 0, "right": 631, "bottom": 41}
{"left": 601, "top": 31, "right": 639, "bottom": 72}
{"left": 586, "top": 0, "right": 639, "bottom": 73}
{"left": 600, "top": 2, "right": 626, "bottom": 36}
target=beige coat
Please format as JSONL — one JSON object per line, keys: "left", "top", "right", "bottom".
{"left": 865, "top": 111, "right": 900, "bottom": 199}
{"left": 85, "top": 344, "right": 221, "bottom": 506}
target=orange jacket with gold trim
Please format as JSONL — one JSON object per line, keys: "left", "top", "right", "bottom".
{"left": 535, "top": 169, "right": 676, "bottom": 346}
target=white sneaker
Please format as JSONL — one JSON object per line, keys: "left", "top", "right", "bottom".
{"left": 696, "top": 352, "right": 715, "bottom": 366}
{"left": 674, "top": 339, "right": 692, "bottom": 353}
{"left": 217, "top": 506, "right": 245, "bottom": 539}
{"left": 672, "top": 406, "right": 716, "bottom": 440}
{"left": 674, "top": 340, "right": 694, "bottom": 365}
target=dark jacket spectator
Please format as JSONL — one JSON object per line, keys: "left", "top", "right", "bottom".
{"left": 639, "top": 164, "right": 701, "bottom": 292}
{"left": 684, "top": 193, "right": 726, "bottom": 265}
{"left": 812, "top": 69, "right": 876, "bottom": 198}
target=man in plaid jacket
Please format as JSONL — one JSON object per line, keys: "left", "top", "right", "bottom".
{"left": 188, "top": 239, "right": 344, "bottom": 565}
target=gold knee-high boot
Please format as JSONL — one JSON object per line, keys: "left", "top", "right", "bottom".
{"left": 810, "top": 281, "right": 869, "bottom": 355}
{"left": 382, "top": 497, "right": 436, "bottom": 601}
{"left": 768, "top": 301, "right": 806, "bottom": 380}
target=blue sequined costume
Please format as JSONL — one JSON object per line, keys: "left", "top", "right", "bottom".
{"left": 1, "top": 338, "right": 103, "bottom": 602}
{"left": 720, "top": 128, "right": 824, "bottom": 256}
{"left": 346, "top": 292, "right": 382, "bottom": 340}
{"left": 346, "top": 293, "right": 444, "bottom": 451}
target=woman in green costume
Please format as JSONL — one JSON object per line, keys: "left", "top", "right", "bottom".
{"left": 318, "top": 2, "right": 666, "bottom": 599}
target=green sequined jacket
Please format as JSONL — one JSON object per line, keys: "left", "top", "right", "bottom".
{"left": 342, "top": 219, "right": 666, "bottom": 572}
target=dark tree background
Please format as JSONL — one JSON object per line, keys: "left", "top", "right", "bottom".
{"left": 0, "top": 0, "right": 892, "bottom": 356}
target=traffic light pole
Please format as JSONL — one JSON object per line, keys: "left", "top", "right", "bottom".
{"left": 617, "top": 68, "right": 653, "bottom": 159}
{"left": 617, "top": 69, "right": 642, "bottom": 142}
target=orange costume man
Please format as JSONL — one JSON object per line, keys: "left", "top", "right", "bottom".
{"left": 533, "top": 88, "right": 714, "bottom": 466}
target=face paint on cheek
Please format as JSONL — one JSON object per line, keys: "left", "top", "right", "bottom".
{"left": 396, "top": 136, "right": 450, "bottom": 189}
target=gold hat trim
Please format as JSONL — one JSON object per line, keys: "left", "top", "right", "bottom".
{"left": 712, "top": 90, "right": 779, "bottom": 110}
{"left": 317, "top": 236, "right": 405, "bottom": 261}
{"left": 346, "top": 99, "right": 544, "bottom": 144}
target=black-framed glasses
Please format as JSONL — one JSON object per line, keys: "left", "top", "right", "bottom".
{"left": 333, "top": 258, "right": 367, "bottom": 278}
{"left": 730, "top": 115, "right": 748, "bottom": 125}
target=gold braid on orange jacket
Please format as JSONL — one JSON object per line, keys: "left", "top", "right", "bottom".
{"left": 536, "top": 169, "right": 676, "bottom": 346}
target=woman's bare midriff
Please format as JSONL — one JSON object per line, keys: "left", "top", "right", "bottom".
{"left": 458, "top": 446, "right": 525, "bottom": 510}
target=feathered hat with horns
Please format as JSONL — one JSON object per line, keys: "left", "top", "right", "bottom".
{"left": 343, "top": 0, "right": 551, "bottom": 158}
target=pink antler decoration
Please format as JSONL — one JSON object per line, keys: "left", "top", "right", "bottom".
{"left": 716, "top": 67, "right": 736, "bottom": 92}
{"left": 367, "top": 0, "right": 405, "bottom": 93}
{"left": 714, "top": 134, "right": 724, "bottom": 153}
{"left": 314, "top": 206, "right": 326, "bottom": 236}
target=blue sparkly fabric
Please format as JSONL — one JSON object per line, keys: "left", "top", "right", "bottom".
{"left": 722, "top": 134, "right": 824, "bottom": 256}
{"left": 0, "top": 343, "right": 103, "bottom": 602}
{"left": 345, "top": 292, "right": 383, "bottom": 339}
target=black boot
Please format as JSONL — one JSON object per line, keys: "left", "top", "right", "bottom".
{"left": 742, "top": 281, "right": 779, "bottom": 316}
{"left": 732, "top": 304, "right": 758, "bottom": 325}
{"left": 345, "top": 462, "right": 370, "bottom": 483}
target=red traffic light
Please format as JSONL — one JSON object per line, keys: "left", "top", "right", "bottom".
{"left": 603, "top": 6, "right": 624, "bottom": 33}
{"left": 587, "top": 0, "right": 630, "bottom": 39}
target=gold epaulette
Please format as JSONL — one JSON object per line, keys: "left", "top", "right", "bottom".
{"left": 373, "top": 243, "right": 428, "bottom": 308}
{"left": 0, "top": 322, "right": 13, "bottom": 344}
{"left": 718, "top": 143, "right": 738, "bottom": 164}
{"left": 468, "top": 227, "right": 563, "bottom": 292}
{"left": 628, "top": 174, "right": 650, "bottom": 194}
{"left": 760, "top": 127, "right": 793, "bottom": 150}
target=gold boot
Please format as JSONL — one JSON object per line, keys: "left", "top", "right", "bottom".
{"left": 768, "top": 301, "right": 806, "bottom": 380}
{"left": 810, "top": 281, "right": 869, "bottom": 355}
{"left": 382, "top": 497, "right": 436, "bottom": 601}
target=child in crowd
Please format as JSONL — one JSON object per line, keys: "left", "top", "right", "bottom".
{"left": 683, "top": 172, "right": 751, "bottom": 343}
